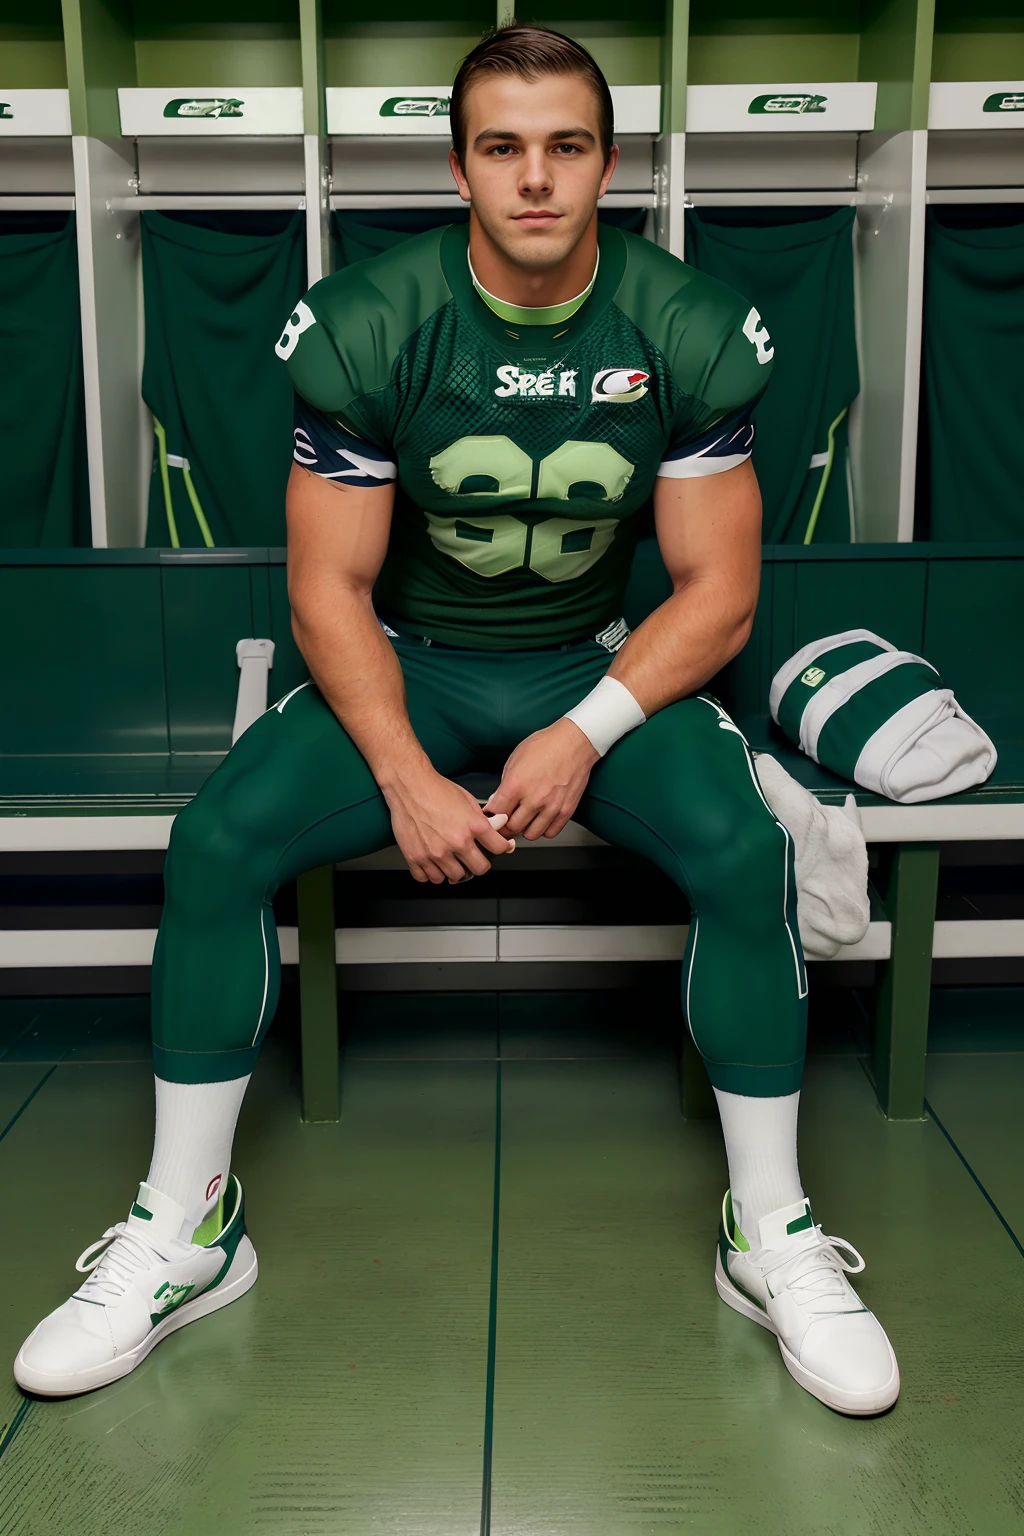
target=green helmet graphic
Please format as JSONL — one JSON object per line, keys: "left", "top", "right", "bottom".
{"left": 748, "top": 94, "right": 827, "bottom": 115}
{"left": 163, "top": 97, "right": 245, "bottom": 119}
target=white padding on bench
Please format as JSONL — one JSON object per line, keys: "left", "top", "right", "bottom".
{"left": 5, "top": 798, "right": 1022, "bottom": 855}
{"left": 858, "top": 802, "right": 1024, "bottom": 841}
{"left": 0, "top": 817, "right": 177, "bottom": 852}
{"left": 0, "top": 921, "right": 898, "bottom": 968}
{"left": 499, "top": 923, "right": 687, "bottom": 962}
{"left": 933, "top": 920, "right": 1024, "bottom": 959}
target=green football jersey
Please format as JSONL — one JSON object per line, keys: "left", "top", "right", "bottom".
{"left": 278, "top": 222, "right": 772, "bottom": 650}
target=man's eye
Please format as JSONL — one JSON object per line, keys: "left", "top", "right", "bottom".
{"left": 554, "top": 143, "right": 582, "bottom": 154}
{"left": 489, "top": 144, "right": 516, "bottom": 156}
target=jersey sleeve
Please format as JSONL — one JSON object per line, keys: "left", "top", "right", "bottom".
{"left": 291, "top": 396, "right": 397, "bottom": 487}
{"left": 274, "top": 231, "right": 453, "bottom": 470}
{"left": 274, "top": 279, "right": 394, "bottom": 458}
{"left": 657, "top": 303, "right": 775, "bottom": 480}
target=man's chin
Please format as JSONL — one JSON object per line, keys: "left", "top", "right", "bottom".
{"left": 497, "top": 225, "right": 585, "bottom": 271}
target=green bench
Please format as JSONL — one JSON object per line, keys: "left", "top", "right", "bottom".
{"left": 3, "top": 543, "right": 1022, "bottom": 1124}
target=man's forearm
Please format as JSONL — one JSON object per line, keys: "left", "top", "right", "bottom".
{"left": 291, "top": 587, "right": 429, "bottom": 790}
{"left": 607, "top": 577, "right": 753, "bottom": 718}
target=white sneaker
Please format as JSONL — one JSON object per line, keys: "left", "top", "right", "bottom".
{"left": 14, "top": 1173, "right": 257, "bottom": 1397}
{"left": 715, "top": 1191, "right": 899, "bottom": 1416}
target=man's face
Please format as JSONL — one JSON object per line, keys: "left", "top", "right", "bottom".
{"left": 449, "top": 71, "right": 618, "bottom": 271}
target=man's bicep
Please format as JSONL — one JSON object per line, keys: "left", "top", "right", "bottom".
{"left": 286, "top": 462, "right": 395, "bottom": 603}
{"left": 652, "top": 460, "right": 762, "bottom": 623}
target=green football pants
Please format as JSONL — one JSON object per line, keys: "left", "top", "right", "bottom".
{"left": 152, "top": 633, "right": 808, "bottom": 1096}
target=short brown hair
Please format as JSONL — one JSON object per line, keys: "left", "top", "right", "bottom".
{"left": 450, "top": 23, "right": 614, "bottom": 164}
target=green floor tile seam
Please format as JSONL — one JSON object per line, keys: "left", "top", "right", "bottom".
{"left": 0, "top": 1011, "right": 43, "bottom": 1064}
{"left": 924, "top": 1096, "right": 1024, "bottom": 1264}
{"left": 0, "top": 1066, "right": 56, "bottom": 1147}
{"left": 480, "top": 1058, "right": 502, "bottom": 1536}
{"left": 0, "top": 1397, "right": 33, "bottom": 1466}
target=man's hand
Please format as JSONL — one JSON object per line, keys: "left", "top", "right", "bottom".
{"left": 483, "top": 718, "right": 600, "bottom": 840}
{"left": 383, "top": 768, "right": 517, "bottom": 884}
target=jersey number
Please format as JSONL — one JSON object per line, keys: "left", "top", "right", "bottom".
{"left": 426, "top": 435, "right": 631, "bottom": 582}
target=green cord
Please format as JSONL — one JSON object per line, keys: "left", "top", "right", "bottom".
{"left": 152, "top": 416, "right": 215, "bottom": 548}
{"left": 152, "top": 416, "right": 180, "bottom": 550}
{"left": 182, "top": 464, "right": 215, "bottom": 548}
{"left": 803, "top": 407, "right": 849, "bottom": 546}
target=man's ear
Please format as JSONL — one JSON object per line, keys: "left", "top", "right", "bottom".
{"left": 597, "top": 142, "right": 619, "bottom": 200}
{"left": 449, "top": 146, "right": 471, "bottom": 202}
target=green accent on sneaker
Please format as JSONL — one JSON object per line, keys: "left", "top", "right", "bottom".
{"left": 130, "top": 1202, "right": 153, "bottom": 1221}
{"left": 191, "top": 1193, "right": 225, "bottom": 1248}
{"left": 718, "top": 1190, "right": 767, "bottom": 1313}
{"left": 207, "top": 1174, "right": 247, "bottom": 1288}
{"left": 723, "top": 1190, "right": 750, "bottom": 1252}
{"left": 149, "top": 1280, "right": 196, "bottom": 1327}
{"left": 786, "top": 1204, "right": 814, "bottom": 1236}
{"left": 718, "top": 1231, "right": 768, "bottom": 1313}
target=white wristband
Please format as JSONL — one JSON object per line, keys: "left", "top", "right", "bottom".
{"left": 562, "top": 675, "right": 646, "bottom": 757}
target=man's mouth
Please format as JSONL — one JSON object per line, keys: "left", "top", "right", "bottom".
{"left": 513, "top": 210, "right": 562, "bottom": 225}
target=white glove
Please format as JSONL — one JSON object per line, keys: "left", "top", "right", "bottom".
{"left": 753, "top": 752, "right": 870, "bottom": 961}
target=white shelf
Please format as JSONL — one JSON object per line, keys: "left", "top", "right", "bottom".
{"left": 686, "top": 82, "right": 876, "bottom": 133}
{"left": 0, "top": 89, "right": 71, "bottom": 136}
{"left": 929, "top": 82, "right": 1024, "bottom": 131}
{"left": 118, "top": 87, "right": 303, "bottom": 137}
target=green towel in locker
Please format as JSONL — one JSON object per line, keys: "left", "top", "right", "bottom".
{"left": 141, "top": 211, "right": 306, "bottom": 547}
{"left": 333, "top": 210, "right": 468, "bottom": 269}
{"left": 921, "top": 209, "right": 1024, "bottom": 541}
{"left": 0, "top": 214, "right": 90, "bottom": 546}
{"left": 685, "top": 207, "right": 859, "bottom": 545}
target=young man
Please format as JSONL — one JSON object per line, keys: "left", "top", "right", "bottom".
{"left": 14, "top": 25, "right": 899, "bottom": 1416}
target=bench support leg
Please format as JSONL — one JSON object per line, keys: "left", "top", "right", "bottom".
{"left": 297, "top": 864, "right": 340, "bottom": 1124}
{"left": 872, "top": 843, "right": 939, "bottom": 1121}
{"left": 680, "top": 1030, "right": 717, "bottom": 1120}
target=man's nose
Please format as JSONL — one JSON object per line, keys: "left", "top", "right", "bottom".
{"left": 519, "top": 147, "right": 552, "bottom": 193}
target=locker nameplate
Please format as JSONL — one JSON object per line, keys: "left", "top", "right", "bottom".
{"left": 118, "top": 88, "right": 304, "bottom": 136}
{"left": 928, "top": 81, "right": 1024, "bottom": 130}
{"left": 687, "top": 82, "right": 876, "bottom": 133}
{"left": 0, "top": 90, "right": 72, "bottom": 136}
{"left": 327, "top": 85, "right": 661, "bottom": 136}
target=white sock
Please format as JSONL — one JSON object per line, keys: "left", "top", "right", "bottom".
{"left": 146, "top": 1075, "right": 251, "bottom": 1242}
{"left": 713, "top": 1088, "right": 804, "bottom": 1244}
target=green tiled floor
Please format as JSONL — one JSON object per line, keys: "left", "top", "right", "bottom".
{"left": 1, "top": 1005, "right": 1022, "bottom": 1533}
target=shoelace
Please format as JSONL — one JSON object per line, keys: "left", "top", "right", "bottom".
{"left": 74, "top": 1224, "right": 169, "bottom": 1304}
{"left": 759, "top": 1231, "right": 866, "bottom": 1311}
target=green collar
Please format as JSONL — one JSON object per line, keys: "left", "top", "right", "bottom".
{"left": 467, "top": 251, "right": 599, "bottom": 326}
{"left": 439, "top": 222, "right": 626, "bottom": 358}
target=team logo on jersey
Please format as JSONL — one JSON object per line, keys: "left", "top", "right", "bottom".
{"left": 494, "top": 365, "right": 578, "bottom": 399}
{"left": 590, "top": 368, "right": 649, "bottom": 403}
{"left": 801, "top": 666, "right": 827, "bottom": 687}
